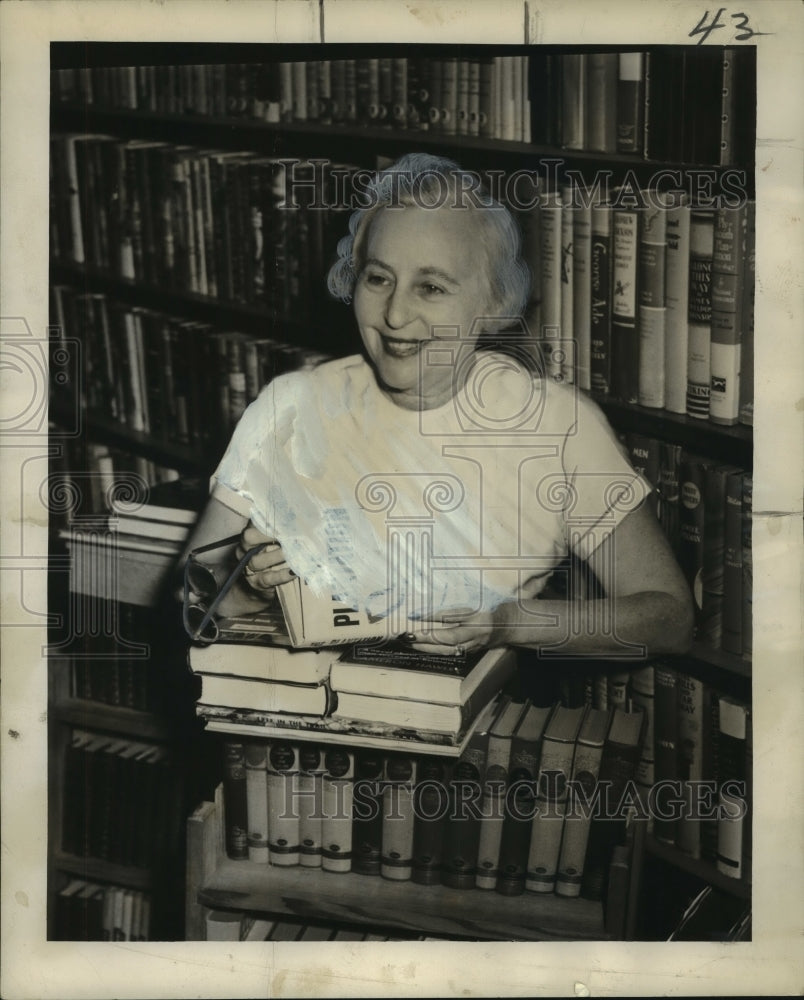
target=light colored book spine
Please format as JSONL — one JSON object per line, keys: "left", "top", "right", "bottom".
{"left": 573, "top": 201, "right": 593, "bottom": 391}
{"left": 380, "top": 755, "right": 417, "bottom": 881}
{"left": 686, "top": 209, "right": 715, "bottom": 419}
{"left": 637, "top": 191, "right": 668, "bottom": 409}
{"left": 709, "top": 203, "right": 748, "bottom": 425}
{"left": 716, "top": 697, "right": 749, "bottom": 879}
{"left": 298, "top": 744, "right": 324, "bottom": 868}
{"left": 664, "top": 191, "right": 692, "bottom": 413}
{"left": 321, "top": 747, "right": 354, "bottom": 873}
{"left": 266, "top": 740, "right": 300, "bottom": 866}
{"left": 244, "top": 741, "right": 270, "bottom": 864}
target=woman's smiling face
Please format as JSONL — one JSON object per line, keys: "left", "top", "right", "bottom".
{"left": 353, "top": 203, "right": 494, "bottom": 411}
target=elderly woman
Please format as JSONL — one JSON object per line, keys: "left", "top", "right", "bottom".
{"left": 184, "top": 152, "right": 693, "bottom": 660}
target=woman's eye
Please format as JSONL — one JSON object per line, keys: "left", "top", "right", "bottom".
{"left": 421, "top": 283, "right": 445, "bottom": 296}
{"left": 364, "top": 272, "right": 390, "bottom": 287}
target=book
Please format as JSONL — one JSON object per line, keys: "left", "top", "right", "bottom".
{"left": 411, "top": 755, "right": 450, "bottom": 886}
{"left": 495, "top": 703, "right": 552, "bottom": 896}
{"left": 330, "top": 644, "right": 512, "bottom": 706}
{"left": 716, "top": 697, "right": 750, "bottom": 880}
{"left": 611, "top": 196, "right": 641, "bottom": 404}
{"left": 276, "top": 577, "right": 395, "bottom": 648}
{"left": 188, "top": 643, "right": 339, "bottom": 685}
{"left": 628, "top": 665, "right": 655, "bottom": 832}
{"left": 556, "top": 707, "right": 610, "bottom": 898}
{"left": 351, "top": 748, "right": 384, "bottom": 876}
{"left": 475, "top": 699, "right": 526, "bottom": 890}
{"left": 676, "top": 672, "right": 705, "bottom": 859}
{"left": 580, "top": 708, "right": 644, "bottom": 902}
{"left": 440, "top": 696, "right": 502, "bottom": 889}
{"left": 585, "top": 53, "right": 618, "bottom": 153}
{"left": 244, "top": 741, "right": 270, "bottom": 863}
{"left": 222, "top": 739, "right": 249, "bottom": 860}
{"left": 653, "top": 662, "right": 680, "bottom": 846}
{"left": 741, "top": 476, "right": 753, "bottom": 660}
{"left": 561, "top": 54, "right": 586, "bottom": 150}
{"left": 722, "top": 470, "right": 744, "bottom": 655}
{"left": 560, "top": 187, "right": 575, "bottom": 383}
{"left": 710, "top": 203, "right": 749, "bottom": 425}
{"left": 297, "top": 743, "right": 324, "bottom": 868}
{"left": 380, "top": 754, "right": 417, "bottom": 881}
{"left": 197, "top": 673, "right": 331, "bottom": 716}
{"left": 663, "top": 191, "right": 692, "bottom": 414}
{"left": 539, "top": 190, "right": 563, "bottom": 379}
{"left": 573, "top": 201, "right": 593, "bottom": 391}
{"left": 321, "top": 746, "right": 354, "bottom": 873}
{"left": 637, "top": 191, "right": 668, "bottom": 409}
{"left": 738, "top": 203, "right": 756, "bottom": 426}
{"left": 678, "top": 455, "right": 707, "bottom": 631}
{"left": 616, "top": 53, "right": 644, "bottom": 155}
{"left": 686, "top": 209, "right": 715, "bottom": 419}
{"left": 526, "top": 704, "right": 585, "bottom": 893}
{"left": 266, "top": 740, "right": 300, "bottom": 866}
{"left": 589, "top": 201, "right": 613, "bottom": 395}
{"left": 700, "top": 463, "right": 731, "bottom": 649}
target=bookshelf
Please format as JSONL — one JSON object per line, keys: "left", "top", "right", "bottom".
{"left": 48, "top": 42, "right": 754, "bottom": 941}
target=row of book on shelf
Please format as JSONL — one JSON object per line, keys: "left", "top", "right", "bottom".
{"left": 53, "top": 881, "right": 151, "bottom": 942}
{"left": 61, "top": 728, "right": 179, "bottom": 872}
{"left": 52, "top": 48, "right": 755, "bottom": 165}
{"left": 49, "top": 134, "right": 756, "bottom": 427}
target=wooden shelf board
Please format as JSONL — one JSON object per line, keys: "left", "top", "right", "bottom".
{"left": 198, "top": 858, "right": 608, "bottom": 941}
{"left": 645, "top": 836, "right": 751, "bottom": 900}
{"left": 53, "top": 850, "right": 153, "bottom": 891}
{"left": 53, "top": 696, "right": 172, "bottom": 742}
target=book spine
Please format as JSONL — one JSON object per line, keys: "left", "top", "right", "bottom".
{"left": 590, "top": 202, "right": 613, "bottom": 394}
{"left": 441, "top": 57, "right": 458, "bottom": 137}
{"left": 653, "top": 663, "right": 679, "bottom": 846}
{"left": 555, "top": 733, "right": 604, "bottom": 898}
{"left": 440, "top": 747, "right": 487, "bottom": 889}
{"left": 710, "top": 203, "right": 748, "bottom": 425}
{"left": 456, "top": 58, "right": 470, "bottom": 137}
{"left": 573, "top": 202, "right": 593, "bottom": 391}
{"left": 637, "top": 193, "right": 667, "bottom": 408}
{"left": 381, "top": 754, "right": 417, "bottom": 881}
{"left": 664, "top": 192, "right": 692, "bottom": 413}
{"left": 321, "top": 747, "right": 354, "bottom": 873}
{"left": 498, "top": 56, "right": 515, "bottom": 141}
{"left": 700, "top": 464, "right": 728, "bottom": 649}
{"left": 722, "top": 470, "right": 744, "bottom": 655}
{"left": 585, "top": 53, "right": 617, "bottom": 153}
{"left": 266, "top": 740, "right": 300, "bottom": 866}
{"left": 411, "top": 756, "right": 450, "bottom": 886}
{"left": 351, "top": 749, "right": 384, "bottom": 876}
{"left": 468, "top": 58, "right": 481, "bottom": 138}
{"left": 221, "top": 740, "right": 249, "bottom": 860}
{"left": 686, "top": 210, "right": 715, "bottom": 419}
{"left": 391, "top": 57, "right": 408, "bottom": 129}
{"left": 617, "top": 52, "right": 644, "bottom": 155}
{"left": 475, "top": 727, "right": 515, "bottom": 891}
{"left": 244, "top": 741, "right": 270, "bottom": 864}
{"left": 738, "top": 202, "right": 756, "bottom": 425}
{"left": 679, "top": 456, "right": 707, "bottom": 632}
{"left": 629, "top": 665, "right": 655, "bottom": 833}
{"left": 297, "top": 744, "right": 324, "bottom": 868}
{"left": 741, "top": 476, "right": 753, "bottom": 660}
{"left": 526, "top": 738, "right": 576, "bottom": 893}
{"left": 676, "top": 672, "right": 705, "bottom": 858}
{"left": 539, "top": 191, "right": 562, "bottom": 379}
{"left": 561, "top": 54, "right": 586, "bottom": 150}
{"left": 611, "top": 202, "right": 641, "bottom": 403}
{"left": 716, "top": 698, "right": 749, "bottom": 879}
{"left": 560, "top": 189, "right": 575, "bottom": 384}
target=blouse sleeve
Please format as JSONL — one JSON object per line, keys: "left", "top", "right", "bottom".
{"left": 560, "top": 391, "right": 652, "bottom": 561}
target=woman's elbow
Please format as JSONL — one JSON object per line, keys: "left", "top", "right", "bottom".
{"left": 656, "top": 589, "right": 696, "bottom": 656}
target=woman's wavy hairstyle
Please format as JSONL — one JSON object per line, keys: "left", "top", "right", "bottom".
{"left": 326, "top": 152, "right": 531, "bottom": 328}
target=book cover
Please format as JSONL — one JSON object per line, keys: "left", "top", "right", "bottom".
{"left": 716, "top": 696, "right": 750, "bottom": 880}
{"left": 539, "top": 190, "right": 563, "bottom": 379}
{"left": 276, "top": 576, "right": 394, "bottom": 648}
{"left": 572, "top": 201, "right": 593, "bottom": 391}
{"left": 475, "top": 699, "right": 526, "bottom": 890}
{"left": 629, "top": 664, "right": 655, "bottom": 832}
{"left": 663, "top": 190, "right": 692, "bottom": 413}
{"left": 653, "top": 662, "right": 680, "bottom": 846}
{"left": 560, "top": 54, "right": 586, "bottom": 150}
{"left": 556, "top": 706, "right": 609, "bottom": 897}
{"left": 738, "top": 201, "right": 756, "bottom": 426}
{"left": 197, "top": 673, "right": 331, "bottom": 716}
{"left": 700, "top": 463, "right": 731, "bottom": 649}
{"left": 678, "top": 455, "right": 707, "bottom": 630}
{"left": 381, "top": 754, "right": 418, "bottom": 881}
{"left": 221, "top": 739, "right": 249, "bottom": 860}
{"left": 676, "top": 672, "right": 705, "bottom": 859}
{"left": 266, "top": 739, "right": 301, "bottom": 866}
{"left": 526, "top": 704, "right": 585, "bottom": 893}
{"left": 686, "top": 209, "right": 715, "bottom": 419}
{"left": 611, "top": 197, "right": 641, "bottom": 404}
{"left": 188, "top": 643, "right": 338, "bottom": 686}
{"left": 585, "top": 53, "right": 618, "bottom": 153}
{"left": 297, "top": 743, "right": 324, "bottom": 868}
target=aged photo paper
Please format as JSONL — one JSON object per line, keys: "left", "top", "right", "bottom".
{"left": 1, "top": 0, "right": 802, "bottom": 996}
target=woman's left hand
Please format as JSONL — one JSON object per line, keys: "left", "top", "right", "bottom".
{"left": 406, "top": 602, "right": 519, "bottom": 656}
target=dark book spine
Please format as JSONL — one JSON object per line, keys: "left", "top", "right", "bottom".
{"left": 700, "top": 464, "right": 729, "bottom": 649}
{"left": 679, "top": 456, "right": 707, "bottom": 632}
{"left": 589, "top": 203, "right": 613, "bottom": 395}
{"left": 637, "top": 195, "right": 667, "bottom": 409}
{"left": 222, "top": 739, "right": 249, "bottom": 860}
{"left": 616, "top": 52, "right": 644, "bottom": 155}
{"left": 351, "top": 749, "right": 384, "bottom": 876}
{"left": 653, "top": 663, "right": 680, "bottom": 845}
{"left": 411, "top": 756, "right": 450, "bottom": 886}
{"left": 585, "top": 53, "right": 618, "bottom": 153}
{"left": 722, "top": 470, "right": 744, "bottom": 655}
{"left": 611, "top": 202, "right": 640, "bottom": 403}
{"left": 741, "top": 476, "right": 753, "bottom": 660}
{"left": 738, "top": 202, "right": 756, "bottom": 426}
{"left": 686, "top": 209, "right": 715, "bottom": 419}
{"left": 440, "top": 750, "right": 486, "bottom": 889}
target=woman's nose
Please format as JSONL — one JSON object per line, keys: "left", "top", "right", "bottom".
{"left": 384, "top": 286, "right": 414, "bottom": 330}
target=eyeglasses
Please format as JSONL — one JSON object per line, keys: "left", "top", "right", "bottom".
{"left": 182, "top": 533, "right": 270, "bottom": 644}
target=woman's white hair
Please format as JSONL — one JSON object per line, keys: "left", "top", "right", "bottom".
{"left": 326, "top": 152, "right": 530, "bottom": 327}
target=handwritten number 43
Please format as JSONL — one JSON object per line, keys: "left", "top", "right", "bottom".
{"left": 689, "top": 9, "right": 772, "bottom": 44}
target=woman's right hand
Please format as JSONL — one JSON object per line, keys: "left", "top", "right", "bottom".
{"left": 237, "top": 521, "right": 296, "bottom": 594}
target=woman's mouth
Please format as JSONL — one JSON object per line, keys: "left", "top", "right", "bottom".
{"left": 380, "top": 335, "right": 425, "bottom": 358}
